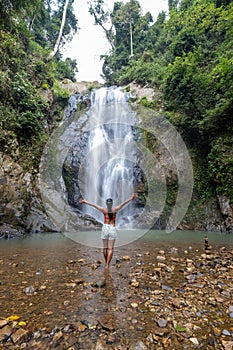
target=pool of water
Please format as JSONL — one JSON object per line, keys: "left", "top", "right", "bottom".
{"left": 0, "top": 229, "right": 232, "bottom": 249}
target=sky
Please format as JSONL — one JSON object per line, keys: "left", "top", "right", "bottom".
{"left": 63, "top": 0, "right": 168, "bottom": 82}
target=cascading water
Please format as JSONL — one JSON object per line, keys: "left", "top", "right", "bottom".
{"left": 77, "top": 86, "right": 140, "bottom": 227}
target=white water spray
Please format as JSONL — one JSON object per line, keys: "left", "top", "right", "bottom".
{"left": 79, "top": 87, "right": 137, "bottom": 227}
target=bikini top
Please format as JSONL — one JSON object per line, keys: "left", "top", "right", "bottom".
{"left": 104, "top": 210, "right": 116, "bottom": 224}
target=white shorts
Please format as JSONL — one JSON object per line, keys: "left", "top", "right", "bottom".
{"left": 101, "top": 224, "right": 117, "bottom": 240}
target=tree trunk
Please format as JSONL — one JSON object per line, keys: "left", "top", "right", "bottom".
{"left": 48, "top": 0, "right": 69, "bottom": 59}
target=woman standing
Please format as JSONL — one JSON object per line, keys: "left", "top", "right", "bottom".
{"left": 79, "top": 194, "right": 138, "bottom": 269}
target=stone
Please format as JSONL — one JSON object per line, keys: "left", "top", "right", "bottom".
{"left": 0, "top": 319, "right": 8, "bottom": 328}
{"left": 131, "top": 302, "right": 138, "bottom": 308}
{"left": 222, "top": 341, "right": 233, "bottom": 350}
{"left": 157, "top": 319, "right": 168, "bottom": 328}
{"left": 170, "top": 247, "right": 178, "bottom": 254}
{"left": 122, "top": 255, "right": 131, "bottom": 261}
{"left": 0, "top": 325, "right": 12, "bottom": 341}
{"left": 157, "top": 255, "right": 166, "bottom": 262}
{"left": 154, "top": 327, "right": 169, "bottom": 337}
{"left": 189, "top": 337, "right": 199, "bottom": 346}
{"left": 23, "top": 286, "right": 35, "bottom": 294}
{"left": 98, "top": 315, "right": 116, "bottom": 332}
{"left": 11, "top": 328, "right": 30, "bottom": 344}
{"left": 186, "top": 274, "right": 196, "bottom": 282}
{"left": 161, "top": 285, "right": 173, "bottom": 292}
{"left": 222, "top": 330, "right": 231, "bottom": 336}
{"left": 213, "top": 327, "right": 222, "bottom": 336}
{"left": 65, "top": 282, "right": 77, "bottom": 288}
{"left": 130, "top": 279, "right": 139, "bottom": 287}
{"left": 97, "top": 278, "right": 106, "bottom": 288}
{"left": 95, "top": 339, "right": 109, "bottom": 350}
{"left": 133, "top": 340, "right": 148, "bottom": 349}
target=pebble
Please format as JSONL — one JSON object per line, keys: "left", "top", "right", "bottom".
{"left": 122, "top": 255, "right": 131, "bottom": 261}
{"left": 222, "top": 329, "right": 231, "bottom": 336}
{"left": 23, "top": 286, "right": 35, "bottom": 294}
{"left": 189, "top": 337, "right": 199, "bottom": 346}
{"left": 130, "top": 279, "right": 139, "bottom": 287}
{"left": 156, "top": 255, "right": 166, "bottom": 261}
{"left": 222, "top": 341, "right": 233, "bottom": 350}
{"left": 157, "top": 318, "right": 168, "bottom": 328}
{"left": 133, "top": 340, "right": 148, "bottom": 349}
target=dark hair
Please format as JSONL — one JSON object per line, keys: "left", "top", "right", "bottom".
{"left": 106, "top": 198, "right": 113, "bottom": 220}
{"left": 106, "top": 198, "right": 113, "bottom": 203}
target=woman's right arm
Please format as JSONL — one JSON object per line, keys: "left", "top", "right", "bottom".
{"left": 79, "top": 198, "right": 105, "bottom": 213}
{"left": 114, "top": 193, "right": 138, "bottom": 212}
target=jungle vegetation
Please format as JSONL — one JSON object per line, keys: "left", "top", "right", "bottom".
{"left": 0, "top": 0, "right": 78, "bottom": 170}
{"left": 0, "top": 0, "right": 232, "bottom": 204}
{"left": 89, "top": 0, "right": 233, "bottom": 202}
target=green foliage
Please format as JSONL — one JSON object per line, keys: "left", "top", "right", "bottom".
{"left": 55, "top": 57, "right": 78, "bottom": 81}
{"left": 52, "top": 81, "right": 70, "bottom": 102}
{"left": 19, "top": 132, "right": 50, "bottom": 172}
{"left": 102, "top": 0, "right": 155, "bottom": 80}
{"left": 175, "top": 325, "right": 187, "bottom": 332}
{"left": 94, "top": 0, "right": 233, "bottom": 202}
{"left": 50, "top": 81, "right": 70, "bottom": 119}
{"left": 208, "top": 135, "right": 233, "bottom": 200}
{"left": 0, "top": 0, "right": 78, "bottom": 52}
{"left": 192, "top": 152, "right": 214, "bottom": 201}
{"left": 0, "top": 0, "right": 78, "bottom": 172}
{"left": 139, "top": 97, "right": 158, "bottom": 109}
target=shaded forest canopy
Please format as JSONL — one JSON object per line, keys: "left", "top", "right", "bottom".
{"left": 0, "top": 0, "right": 232, "bottom": 205}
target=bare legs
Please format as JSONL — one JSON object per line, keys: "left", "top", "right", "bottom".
{"left": 102, "top": 239, "right": 115, "bottom": 269}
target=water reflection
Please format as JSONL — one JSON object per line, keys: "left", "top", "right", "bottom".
{"left": 97, "top": 271, "right": 117, "bottom": 332}
{"left": 74, "top": 269, "right": 117, "bottom": 333}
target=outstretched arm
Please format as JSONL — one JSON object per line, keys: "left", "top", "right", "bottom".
{"left": 114, "top": 193, "right": 138, "bottom": 212}
{"left": 79, "top": 198, "right": 105, "bottom": 213}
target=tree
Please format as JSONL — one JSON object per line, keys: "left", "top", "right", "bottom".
{"left": 88, "top": 0, "right": 115, "bottom": 49}
{"left": 31, "top": 0, "right": 78, "bottom": 56}
{"left": 0, "top": 0, "right": 42, "bottom": 29}
{"left": 49, "top": 0, "right": 70, "bottom": 59}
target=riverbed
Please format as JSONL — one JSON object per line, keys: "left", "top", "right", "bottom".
{"left": 0, "top": 230, "right": 233, "bottom": 349}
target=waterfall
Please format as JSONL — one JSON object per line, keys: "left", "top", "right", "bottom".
{"left": 40, "top": 84, "right": 194, "bottom": 243}
{"left": 78, "top": 86, "right": 138, "bottom": 227}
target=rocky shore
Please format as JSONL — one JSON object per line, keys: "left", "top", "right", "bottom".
{"left": 0, "top": 234, "right": 232, "bottom": 349}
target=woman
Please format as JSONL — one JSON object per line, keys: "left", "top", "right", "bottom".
{"left": 79, "top": 194, "right": 138, "bottom": 269}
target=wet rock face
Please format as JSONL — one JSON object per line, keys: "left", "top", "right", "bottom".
{"left": 0, "top": 152, "right": 56, "bottom": 236}
{"left": 0, "top": 152, "right": 30, "bottom": 228}
{"left": 218, "top": 196, "right": 233, "bottom": 232}
{"left": 182, "top": 197, "right": 233, "bottom": 233}
{"left": 0, "top": 224, "right": 23, "bottom": 239}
